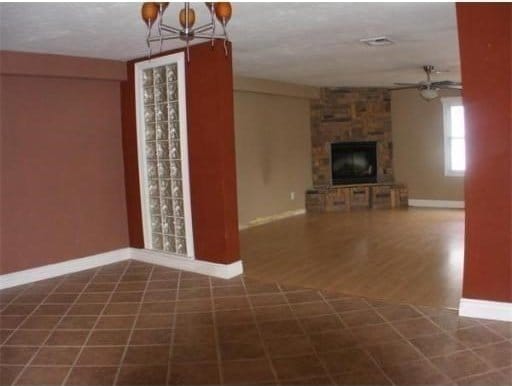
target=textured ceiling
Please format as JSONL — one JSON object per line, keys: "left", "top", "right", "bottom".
{"left": 0, "top": 2, "right": 460, "bottom": 87}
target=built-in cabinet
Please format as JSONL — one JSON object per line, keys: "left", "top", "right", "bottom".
{"left": 306, "top": 183, "right": 408, "bottom": 212}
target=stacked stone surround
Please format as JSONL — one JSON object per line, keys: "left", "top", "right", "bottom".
{"left": 310, "top": 88, "right": 393, "bottom": 187}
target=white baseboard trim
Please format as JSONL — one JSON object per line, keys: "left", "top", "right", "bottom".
{"left": 239, "top": 208, "right": 306, "bottom": 230}
{"left": 408, "top": 199, "right": 465, "bottom": 209}
{"left": 0, "top": 247, "right": 244, "bottom": 290}
{"left": 459, "top": 298, "right": 512, "bottom": 322}
{"left": 0, "top": 248, "right": 131, "bottom": 290}
{"left": 130, "top": 248, "right": 243, "bottom": 279}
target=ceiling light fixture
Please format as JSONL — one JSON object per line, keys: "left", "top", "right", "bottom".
{"left": 419, "top": 87, "right": 439, "bottom": 101}
{"left": 141, "top": 2, "right": 232, "bottom": 61}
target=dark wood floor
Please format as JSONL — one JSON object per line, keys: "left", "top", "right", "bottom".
{"left": 240, "top": 208, "right": 465, "bottom": 309}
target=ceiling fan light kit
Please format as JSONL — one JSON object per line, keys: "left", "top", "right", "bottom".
{"left": 419, "top": 87, "right": 439, "bottom": 101}
{"left": 393, "top": 65, "right": 462, "bottom": 101}
{"left": 141, "top": 2, "right": 232, "bottom": 61}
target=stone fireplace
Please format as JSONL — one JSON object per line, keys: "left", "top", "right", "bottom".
{"left": 310, "top": 87, "right": 393, "bottom": 187}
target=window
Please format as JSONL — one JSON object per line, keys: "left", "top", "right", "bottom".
{"left": 442, "top": 97, "right": 466, "bottom": 176}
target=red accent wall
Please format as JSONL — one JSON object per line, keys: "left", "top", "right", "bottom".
{"left": 0, "top": 52, "right": 129, "bottom": 274}
{"left": 122, "top": 41, "right": 241, "bottom": 264}
{"left": 457, "top": 4, "right": 512, "bottom": 302}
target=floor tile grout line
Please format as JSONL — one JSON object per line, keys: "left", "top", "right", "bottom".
{"left": 207, "top": 275, "right": 225, "bottom": 385}
{"left": 60, "top": 262, "right": 133, "bottom": 386}
{"left": 0, "top": 281, "right": 43, "bottom": 314}
{"left": 112, "top": 265, "right": 156, "bottom": 386}
{"left": 1, "top": 276, "right": 70, "bottom": 347}
{"left": 371, "top": 305, "right": 467, "bottom": 384}
{"left": 316, "top": 290, "right": 396, "bottom": 386}
{"left": 407, "top": 304, "right": 512, "bottom": 380}
{"left": 165, "top": 270, "right": 182, "bottom": 386}
{"left": 241, "top": 277, "right": 282, "bottom": 386}
{"left": 8, "top": 267, "right": 105, "bottom": 386}
{"left": 278, "top": 285, "right": 338, "bottom": 385}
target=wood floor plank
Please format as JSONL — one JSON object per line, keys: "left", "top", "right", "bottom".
{"left": 240, "top": 208, "right": 464, "bottom": 309}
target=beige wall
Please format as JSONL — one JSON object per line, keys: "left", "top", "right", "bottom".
{"left": 234, "top": 78, "right": 316, "bottom": 227}
{"left": 391, "top": 89, "right": 464, "bottom": 201}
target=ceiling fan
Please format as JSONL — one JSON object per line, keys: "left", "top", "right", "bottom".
{"left": 393, "top": 65, "right": 462, "bottom": 101}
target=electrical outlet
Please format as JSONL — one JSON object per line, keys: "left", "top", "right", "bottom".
{"left": 290, "top": 192, "right": 295, "bottom": 200}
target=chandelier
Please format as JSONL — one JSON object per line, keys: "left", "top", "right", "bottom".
{"left": 141, "top": 2, "right": 232, "bottom": 60}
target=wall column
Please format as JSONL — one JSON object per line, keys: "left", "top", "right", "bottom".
{"left": 122, "top": 40, "right": 240, "bottom": 265}
{"left": 456, "top": 5, "right": 512, "bottom": 307}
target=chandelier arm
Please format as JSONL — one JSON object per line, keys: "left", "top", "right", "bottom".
{"left": 221, "top": 22, "right": 229, "bottom": 41}
{"left": 160, "top": 24, "right": 182, "bottom": 34}
{"left": 148, "top": 35, "right": 181, "bottom": 43}
{"left": 191, "top": 22, "right": 215, "bottom": 34}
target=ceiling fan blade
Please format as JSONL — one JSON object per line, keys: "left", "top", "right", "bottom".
{"left": 432, "top": 80, "right": 462, "bottom": 86}
{"left": 437, "top": 84, "right": 463, "bottom": 90}
{"left": 390, "top": 86, "right": 420, "bottom": 90}
{"left": 394, "top": 82, "right": 420, "bottom": 86}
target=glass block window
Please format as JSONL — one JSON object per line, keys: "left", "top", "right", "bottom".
{"left": 136, "top": 55, "right": 193, "bottom": 258}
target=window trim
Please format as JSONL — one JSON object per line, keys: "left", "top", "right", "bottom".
{"left": 441, "top": 96, "right": 465, "bottom": 177}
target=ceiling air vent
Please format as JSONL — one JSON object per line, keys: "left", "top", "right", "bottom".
{"left": 360, "top": 36, "right": 394, "bottom": 47}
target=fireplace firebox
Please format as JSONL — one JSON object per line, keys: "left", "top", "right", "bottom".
{"left": 330, "top": 141, "right": 377, "bottom": 185}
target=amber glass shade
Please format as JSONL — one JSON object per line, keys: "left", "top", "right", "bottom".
{"left": 141, "top": 2, "right": 159, "bottom": 25}
{"left": 215, "top": 2, "right": 232, "bottom": 24}
{"left": 179, "top": 7, "right": 196, "bottom": 28}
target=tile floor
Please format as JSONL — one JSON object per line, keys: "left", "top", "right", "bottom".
{"left": 0, "top": 260, "right": 511, "bottom": 385}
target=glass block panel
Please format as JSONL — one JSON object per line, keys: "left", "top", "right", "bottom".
{"left": 149, "top": 197, "right": 160, "bottom": 214}
{"left": 143, "top": 87, "right": 154, "bottom": 105}
{"left": 170, "top": 161, "right": 181, "bottom": 178}
{"left": 145, "top": 124, "right": 156, "bottom": 141}
{"left": 169, "top": 103, "right": 179, "bottom": 121}
{"left": 157, "top": 160, "right": 170, "bottom": 178}
{"left": 144, "top": 107, "right": 155, "bottom": 124}
{"left": 146, "top": 142, "right": 157, "bottom": 159}
{"left": 161, "top": 198, "right": 173, "bottom": 216}
{"left": 173, "top": 198, "right": 184, "bottom": 217}
{"left": 152, "top": 234, "right": 163, "bottom": 250}
{"left": 156, "top": 103, "right": 168, "bottom": 122}
{"left": 174, "top": 218, "right": 185, "bottom": 237}
{"left": 140, "top": 62, "right": 190, "bottom": 257}
{"left": 169, "top": 122, "right": 180, "bottom": 140}
{"left": 156, "top": 141, "right": 169, "bottom": 159}
{"left": 148, "top": 179, "right": 159, "bottom": 197}
{"left": 170, "top": 141, "right": 180, "bottom": 159}
{"left": 171, "top": 179, "right": 182, "bottom": 198}
{"left": 154, "top": 67, "right": 166, "bottom": 84}
{"left": 143, "top": 69, "right": 153, "bottom": 87}
{"left": 154, "top": 84, "right": 167, "bottom": 103}
{"left": 156, "top": 122, "right": 168, "bottom": 140}
{"left": 175, "top": 238, "right": 187, "bottom": 255}
{"left": 166, "top": 64, "right": 177, "bottom": 82}
{"left": 147, "top": 161, "right": 158, "bottom": 179}
{"left": 162, "top": 216, "right": 174, "bottom": 235}
{"left": 163, "top": 236, "right": 175, "bottom": 252}
{"left": 159, "top": 179, "right": 172, "bottom": 197}
{"left": 168, "top": 82, "right": 178, "bottom": 101}
{"left": 151, "top": 215, "right": 162, "bottom": 233}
